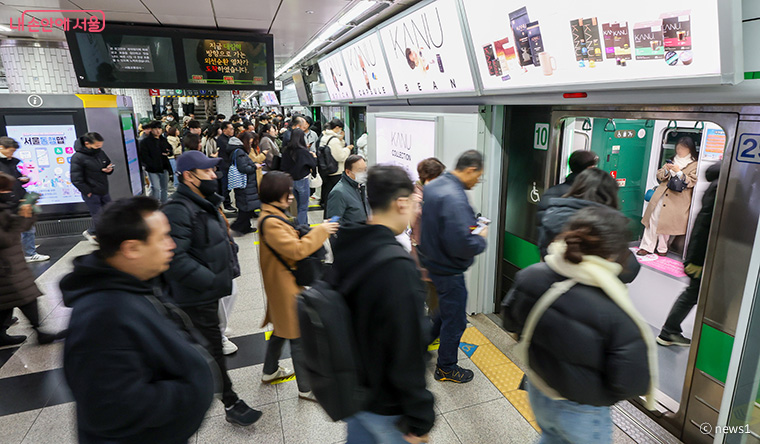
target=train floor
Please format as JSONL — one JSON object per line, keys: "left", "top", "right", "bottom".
{"left": 0, "top": 208, "right": 654, "bottom": 444}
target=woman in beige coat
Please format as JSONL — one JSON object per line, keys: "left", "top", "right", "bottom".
{"left": 638, "top": 137, "right": 699, "bottom": 256}
{"left": 257, "top": 171, "right": 338, "bottom": 400}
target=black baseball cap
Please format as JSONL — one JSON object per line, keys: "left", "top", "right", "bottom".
{"left": 176, "top": 150, "right": 220, "bottom": 173}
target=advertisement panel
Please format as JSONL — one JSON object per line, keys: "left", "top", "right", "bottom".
{"left": 318, "top": 52, "right": 354, "bottom": 101}
{"left": 119, "top": 114, "right": 143, "bottom": 196}
{"left": 461, "top": 0, "right": 725, "bottom": 92}
{"left": 375, "top": 117, "right": 437, "bottom": 182}
{"left": 6, "top": 124, "right": 82, "bottom": 205}
{"left": 341, "top": 33, "right": 395, "bottom": 99}
{"left": 379, "top": 0, "right": 476, "bottom": 96}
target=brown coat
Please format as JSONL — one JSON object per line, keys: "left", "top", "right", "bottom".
{"left": 409, "top": 181, "right": 430, "bottom": 282}
{"left": 249, "top": 149, "right": 266, "bottom": 187}
{"left": 0, "top": 208, "right": 41, "bottom": 310}
{"left": 642, "top": 161, "right": 698, "bottom": 235}
{"left": 258, "top": 203, "right": 330, "bottom": 339}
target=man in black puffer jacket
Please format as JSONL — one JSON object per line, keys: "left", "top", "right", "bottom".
{"left": 162, "top": 150, "right": 261, "bottom": 427}
{"left": 657, "top": 161, "right": 721, "bottom": 346}
{"left": 71, "top": 132, "right": 113, "bottom": 244}
{"left": 61, "top": 196, "right": 215, "bottom": 444}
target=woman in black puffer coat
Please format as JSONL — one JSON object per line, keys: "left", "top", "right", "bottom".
{"left": 228, "top": 133, "right": 260, "bottom": 235}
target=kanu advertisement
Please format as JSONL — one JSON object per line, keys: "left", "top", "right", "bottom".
{"left": 380, "top": 0, "right": 475, "bottom": 96}
{"left": 375, "top": 117, "right": 437, "bottom": 182}
{"left": 341, "top": 33, "right": 395, "bottom": 99}
{"left": 318, "top": 52, "right": 354, "bottom": 101}
{"left": 461, "top": 0, "right": 722, "bottom": 92}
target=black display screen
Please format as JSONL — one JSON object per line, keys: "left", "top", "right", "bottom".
{"left": 66, "top": 24, "right": 274, "bottom": 90}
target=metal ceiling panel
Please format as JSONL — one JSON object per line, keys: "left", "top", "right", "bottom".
{"left": 273, "top": 0, "right": 349, "bottom": 25}
{"left": 68, "top": 0, "right": 149, "bottom": 13}
{"left": 103, "top": 12, "right": 158, "bottom": 24}
{"left": 154, "top": 14, "right": 216, "bottom": 26}
{"left": 216, "top": 17, "right": 270, "bottom": 31}
{"left": 211, "top": 0, "right": 280, "bottom": 20}
{"left": 1, "top": 0, "right": 64, "bottom": 7}
{"left": 141, "top": 0, "right": 213, "bottom": 16}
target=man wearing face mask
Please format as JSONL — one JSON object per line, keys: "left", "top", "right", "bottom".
{"left": 326, "top": 155, "right": 369, "bottom": 225}
{"left": 419, "top": 150, "right": 488, "bottom": 384}
{"left": 162, "top": 150, "right": 262, "bottom": 427}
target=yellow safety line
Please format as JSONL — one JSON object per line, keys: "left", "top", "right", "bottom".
{"left": 461, "top": 326, "right": 541, "bottom": 432}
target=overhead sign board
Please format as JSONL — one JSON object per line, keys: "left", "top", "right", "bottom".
{"left": 340, "top": 32, "right": 395, "bottom": 99}
{"left": 318, "top": 52, "right": 354, "bottom": 101}
{"left": 461, "top": 0, "right": 732, "bottom": 93}
{"left": 379, "top": 0, "right": 476, "bottom": 96}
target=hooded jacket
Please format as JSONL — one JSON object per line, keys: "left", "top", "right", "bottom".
{"left": 60, "top": 253, "right": 215, "bottom": 444}
{"left": 326, "top": 172, "right": 369, "bottom": 224}
{"left": 0, "top": 202, "right": 40, "bottom": 310}
{"left": 538, "top": 197, "right": 640, "bottom": 283}
{"left": 228, "top": 137, "right": 260, "bottom": 213}
{"left": 536, "top": 172, "right": 577, "bottom": 232}
{"left": 138, "top": 134, "right": 172, "bottom": 174}
{"left": 685, "top": 162, "right": 721, "bottom": 266}
{"left": 332, "top": 223, "right": 435, "bottom": 437}
{"left": 70, "top": 137, "right": 113, "bottom": 196}
{"left": 318, "top": 130, "right": 351, "bottom": 176}
{"left": 418, "top": 172, "right": 486, "bottom": 275}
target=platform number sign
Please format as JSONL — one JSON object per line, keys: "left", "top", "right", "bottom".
{"left": 534, "top": 123, "right": 549, "bottom": 150}
{"left": 737, "top": 134, "right": 760, "bottom": 164}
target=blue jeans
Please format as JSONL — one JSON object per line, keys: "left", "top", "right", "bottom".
{"left": 528, "top": 382, "right": 613, "bottom": 444}
{"left": 82, "top": 193, "right": 112, "bottom": 235}
{"left": 169, "top": 158, "right": 178, "bottom": 188}
{"left": 21, "top": 226, "right": 36, "bottom": 257}
{"left": 147, "top": 171, "right": 169, "bottom": 203}
{"left": 429, "top": 273, "right": 468, "bottom": 371}
{"left": 345, "top": 411, "right": 407, "bottom": 444}
{"left": 293, "top": 176, "right": 310, "bottom": 226}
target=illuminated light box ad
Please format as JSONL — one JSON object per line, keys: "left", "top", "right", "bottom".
{"left": 183, "top": 38, "right": 269, "bottom": 86}
{"left": 375, "top": 117, "right": 436, "bottom": 182}
{"left": 380, "top": 0, "right": 476, "bottom": 96}
{"left": 261, "top": 91, "right": 280, "bottom": 106}
{"left": 6, "top": 125, "right": 83, "bottom": 205}
{"left": 340, "top": 33, "right": 395, "bottom": 99}
{"left": 318, "top": 53, "right": 354, "bottom": 101}
{"left": 461, "top": 0, "right": 725, "bottom": 92}
{"left": 120, "top": 114, "right": 143, "bottom": 196}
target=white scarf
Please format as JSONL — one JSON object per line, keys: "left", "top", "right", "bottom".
{"left": 545, "top": 241, "right": 659, "bottom": 410}
{"left": 673, "top": 154, "right": 691, "bottom": 171}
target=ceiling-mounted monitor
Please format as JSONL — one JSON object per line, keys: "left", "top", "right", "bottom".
{"left": 66, "top": 24, "right": 275, "bottom": 90}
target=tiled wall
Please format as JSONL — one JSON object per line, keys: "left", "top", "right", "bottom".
{"left": 109, "top": 88, "right": 153, "bottom": 121}
{"left": 216, "top": 90, "right": 234, "bottom": 117}
{"left": 0, "top": 45, "right": 96, "bottom": 94}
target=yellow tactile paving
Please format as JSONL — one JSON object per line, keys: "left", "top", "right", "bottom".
{"left": 460, "top": 326, "right": 490, "bottom": 345}
{"left": 529, "top": 420, "right": 542, "bottom": 432}
{"left": 479, "top": 362, "right": 524, "bottom": 394}
{"left": 504, "top": 389, "right": 536, "bottom": 422}
{"left": 470, "top": 343, "right": 513, "bottom": 370}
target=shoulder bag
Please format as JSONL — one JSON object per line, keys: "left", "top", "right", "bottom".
{"left": 260, "top": 215, "right": 326, "bottom": 286}
{"left": 227, "top": 149, "right": 248, "bottom": 190}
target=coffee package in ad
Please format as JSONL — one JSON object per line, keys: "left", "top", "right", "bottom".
{"left": 661, "top": 11, "right": 691, "bottom": 50}
{"left": 633, "top": 21, "right": 665, "bottom": 60}
{"left": 494, "top": 37, "right": 519, "bottom": 73}
{"left": 602, "top": 22, "right": 632, "bottom": 60}
{"left": 482, "top": 44, "right": 502, "bottom": 76}
{"left": 570, "top": 18, "right": 603, "bottom": 62}
{"left": 509, "top": 7, "right": 533, "bottom": 66}
{"left": 527, "top": 22, "right": 545, "bottom": 66}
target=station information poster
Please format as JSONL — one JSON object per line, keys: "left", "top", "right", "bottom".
{"left": 120, "top": 114, "right": 143, "bottom": 196}
{"left": 183, "top": 39, "right": 269, "bottom": 86}
{"left": 379, "top": 0, "right": 476, "bottom": 96}
{"left": 375, "top": 117, "right": 436, "bottom": 182}
{"left": 318, "top": 52, "right": 354, "bottom": 101}
{"left": 6, "top": 124, "right": 83, "bottom": 205}
{"left": 261, "top": 91, "right": 280, "bottom": 106}
{"left": 461, "top": 0, "right": 722, "bottom": 92}
{"left": 340, "top": 33, "right": 395, "bottom": 99}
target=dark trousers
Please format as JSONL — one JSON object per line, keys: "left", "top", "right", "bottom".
{"left": 0, "top": 299, "right": 41, "bottom": 333}
{"left": 183, "top": 301, "right": 238, "bottom": 407}
{"left": 230, "top": 210, "right": 255, "bottom": 233}
{"left": 263, "top": 335, "right": 310, "bottom": 392}
{"left": 661, "top": 277, "right": 701, "bottom": 337}
{"left": 429, "top": 273, "right": 468, "bottom": 371}
{"left": 219, "top": 168, "right": 233, "bottom": 208}
{"left": 321, "top": 174, "right": 341, "bottom": 216}
{"left": 82, "top": 193, "right": 112, "bottom": 235}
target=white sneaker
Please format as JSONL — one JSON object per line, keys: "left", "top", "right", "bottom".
{"left": 221, "top": 336, "right": 238, "bottom": 355}
{"left": 261, "top": 366, "right": 294, "bottom": 383}
{"left": 24, "top": 253, "right": 50, "bottom": 263}
{"left": 298, "top": 391, "right": 318, "bottom": 402}
{"left": 82, "top": 231, "right": 99, "bottom": 246}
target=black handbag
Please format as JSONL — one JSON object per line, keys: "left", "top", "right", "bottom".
{"left": 260, "top": 215, "right": 326, "bottom": 286}
{"left": 667, "top": 175, "right": 688, "bottom": 192}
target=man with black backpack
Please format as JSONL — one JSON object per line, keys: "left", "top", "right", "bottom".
{"left": 327, "top": 165, "right": 434, "bottom": 443}
{"left": 318, "top": 119, "right": 352, "bottom": 216}
{"left": 162, "top": 150, "right": 262, "bottom": 428}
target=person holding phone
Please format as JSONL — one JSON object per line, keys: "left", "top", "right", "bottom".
{"left": 71, "top": 132, "right": 113, "bottom": 245}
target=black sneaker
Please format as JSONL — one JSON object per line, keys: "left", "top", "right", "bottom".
{"left": 435, "top": 365, "right": 474, "bottom": 383}
{"left": 657, "top": 333, "right": 691, "bottom": 347}
{"left": 36, "top": 329, "right": 67, "bottom": 345}
{"left": 225, "top": 400, "right": 262, "bottom": 426}
{"left": 0, "top": 333, "right": 26, "bottom": 347}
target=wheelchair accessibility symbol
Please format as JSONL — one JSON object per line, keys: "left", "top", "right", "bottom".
{"left": 528, "top": 182, "right": 541, "bottom": 205}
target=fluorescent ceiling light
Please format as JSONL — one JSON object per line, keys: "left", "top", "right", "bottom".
{"left": 0, "top": 25, "right": 12, "bottom": 32}
{"left": 317, "top": 22, "right": 344, "bottom": 42}
{"left": 338, "top": 1, "right": 376, "bottom": 25}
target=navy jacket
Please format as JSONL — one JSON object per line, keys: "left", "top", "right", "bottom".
{"left": 418, "top": 172, "right": 486, "bottom": 275}
{"left": 229, "top": 139, "right": 261, "bottom": 213}
{"left": 61, "top": 253, "right": 215, "bottom": 444}
{"left": 70, "top": 136, "right": 113, "bottom": 196}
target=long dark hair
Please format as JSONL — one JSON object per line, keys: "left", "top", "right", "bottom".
{"left": 558, "top": 206, "right": 630, "bottom": 264}
{"left": 284, "top": 128, "right": 307, "bottom": 161}
{"left": 239, "top": 131, "right": 258, "bottom": 155}
{"left": 259, "top": 123, "right": 276, "bottom": 140}
{"left": 563, "top": 168, "right": 619, "bottom": 210}
{"left": 674, "top": 136, "right": 698, "bottom": 161}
